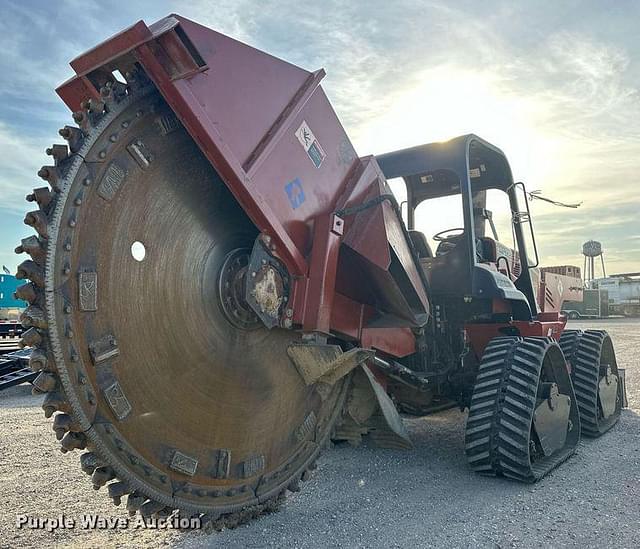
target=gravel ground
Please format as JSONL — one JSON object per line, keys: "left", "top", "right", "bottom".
{"left": 1, "top": 318, "right": 638, "bottom": 548}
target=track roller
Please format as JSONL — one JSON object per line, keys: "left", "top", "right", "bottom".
{"left": 559, "top": 330, "right": 622, "bottom": 436}
{"left": 465, "top": 336, "right": 580, "bottom": 482}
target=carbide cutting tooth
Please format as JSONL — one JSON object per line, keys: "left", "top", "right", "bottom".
{"left": 23, "top": 210, "right": 49, "bottom": 239}
{"left": 85, "top": 98, "right": 105, "bottom": 114}
{"left": 59, "top": 126, "right": 84, "bottom": 153}
{"left": 20, "top": 327, "right": 42, "bottom": 348}
{"left": 52, "top": 413, "right": 75, "bottom": 440}
{"left": 100, "top": 81, "right": 128, "bottom": 106}
{"left": 301, "top": 469, "right": 312, "bottom": 482}
{"left": 72, "top": 111, "right": 92, "bottom": 133}
{"left": 92, "top": 466, "right": 116, "bottom": 488}
{"left": 32, "top": 371, "right": 57, "bottom": 393}
{"left": 16, "top": 260, "right": 44, "bottom": 287}
{"left": 15, "top": 235, "right": 46, "bottom": 264}
{"left": 37, "top": 166, "right": 61, "bottom": 192}
{"left": 46, "top": 144, "right": 69, "bottom": 165}
{"left": 80, "top": 452, "right": 102, "bottom": 475}
{"left": 20, "top": 305, "right": 47, "bottom": 330}
{"left": 126, "top": 492, "right": 145, "bottom": 516}
{"left": 60, "top": 431, "right": 87, "bottom": 453}
{"left": 26, "top": 187, "right": 53, "bottom": 210}
{"left": 28, "top": 348, "right": 48, "bottom": 371}
{"left": 42, "top": 391, "right": 69, "bottom": 418}
{"left": 108, "top": 481, "right": 130, "bottom": 506}
{"left": 139, "top": 499, "right": 165, "bottom": 518}
{"left": 287, "top": 478, "right": 301, "bottom": 492}
{"left": 14, "top": 283, "right": 37, "bottom": 304}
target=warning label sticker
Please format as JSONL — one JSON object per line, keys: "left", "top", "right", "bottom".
{"left": 295, "top": 120, "right": 325, "bottom": 168}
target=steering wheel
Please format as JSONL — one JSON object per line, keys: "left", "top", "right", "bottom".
{"left": 433, "top": 227, "right": 465, "bottom": 242}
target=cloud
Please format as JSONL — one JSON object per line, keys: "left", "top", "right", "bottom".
{"left": 1, "top": 0, "right": 639, "bottom": 273}
{"left": 0, "top": 121, "right": 48, "bottom": 215}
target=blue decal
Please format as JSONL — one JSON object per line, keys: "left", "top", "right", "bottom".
{"left": 285, "top": 178, "right": 305, "bottom": 209}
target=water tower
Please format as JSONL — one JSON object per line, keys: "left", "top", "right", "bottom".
{"left": 582, "top": 240, "right": 606, "bottom": 284}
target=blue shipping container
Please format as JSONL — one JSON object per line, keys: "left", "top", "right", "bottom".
{"left": 0, "top": 274, "right": 27, "bottom": 308}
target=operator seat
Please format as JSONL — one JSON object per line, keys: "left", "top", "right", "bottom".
{"left": 408, "top": 230, "right": 433, "bottom": 259}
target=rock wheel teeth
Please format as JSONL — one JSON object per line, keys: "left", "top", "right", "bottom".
{"left": 465, "top": 336, "right": 580, "bottom": 482}
{"left": 559, "top": 329, "right": 622, "bottom": 436}
{"left": 15, "top": 72, "right": 333, "bottom": 532}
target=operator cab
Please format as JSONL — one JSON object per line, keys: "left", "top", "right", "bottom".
{"left": 376, "top": 135, "right": 538, "bottom": 322}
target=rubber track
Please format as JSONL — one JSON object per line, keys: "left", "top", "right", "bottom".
{"left": 560, "top": 329, "right": 621, "bottom": 437}
{"left": 15, "top": 78, "right": 334, "bottom": 531}
{"left": 465, "top": 336, "right": 579, "bottom": 482}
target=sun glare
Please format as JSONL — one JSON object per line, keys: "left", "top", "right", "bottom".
{"left": 354, "top": 66, "right": 574, "bottom": 245}
{"left": 355, "top": 66, "right": 564, "bottom": 189}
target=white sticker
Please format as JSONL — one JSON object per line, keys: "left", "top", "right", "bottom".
{"left": 295, "top": 120, "right": 325, "bottom": 168}
{"left": 469, "top": 168, "right": 481, "bottom": 178}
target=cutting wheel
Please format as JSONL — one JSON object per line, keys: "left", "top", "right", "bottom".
{"left": 15, "top": 83, "right": 346, "bottom": 525}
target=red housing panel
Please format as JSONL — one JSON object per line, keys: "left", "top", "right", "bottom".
{"left": 55, "top": 14, "right": 428, "bottom": 358}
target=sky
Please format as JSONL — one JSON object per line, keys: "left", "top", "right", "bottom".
{"left": 1, "top": 0, "right": 639, "bottom": 276}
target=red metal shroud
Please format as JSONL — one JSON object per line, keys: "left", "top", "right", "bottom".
{"left": 465, "top": 312, "right": 567, "bottom": 360}
{"left": 56, "top": 14, "right": 427, "bottom": 358}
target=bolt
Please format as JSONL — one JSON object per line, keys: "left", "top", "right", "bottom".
{"left": 109, "top": 134, "right": 117, "bottom": 142}
{"left": 64, "top": 305, "right": 72, "bottom": 314}
{"left": 99, "top": 151, "right": 106, "bottom": 159}
{"left": 264, "top": 235, "right": 272, "bottom": 245}
{"left": 63, "top": 267, "right": 70, "bottom": 275}
{"left": 284, "top": 318, "right": 292, "bottom": 329}
{"left": 261, "top": 259, "right": 267, "bottom": 265}
{"left": 286, "top": 309, "right": 293, "bottom": 317}
{"left": 83, "top": 178, "right": 92, "bottom": 186}
{"left": 68, "top": 219, "right": 76, "bottom": 228}
{"left": 64, "top": 243, "right": 72, "bottom": 251}
{"left": 251, "top": 271, "right": 257, "bottom": 278}
{"left": 136, "top": 110, "right": 143, "bottom": 117}
{"left": 121, "top": 121, "right": 129, "bottom": 128}
{"left": 74, "top": 197, "right": 82, "bottom": 206}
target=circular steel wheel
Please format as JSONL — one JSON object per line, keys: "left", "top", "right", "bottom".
{"left": 465, "top": 336, "right": 580, "bottom": 482}
{"left": 560, "top": 330, "right": 622, "bottom": 436}
{"left": 16, "top": 84, "right": 347, "bottom": 525}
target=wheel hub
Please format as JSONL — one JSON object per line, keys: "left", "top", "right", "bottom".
{"left": 218, "top": 249, "right": 260, "bottom": 330}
